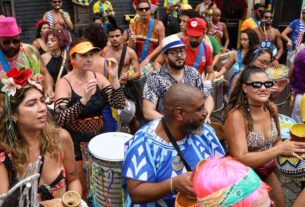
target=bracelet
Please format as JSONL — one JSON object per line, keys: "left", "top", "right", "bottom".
{"left": 170, "top": 177, "right": 174, "bottom": 193}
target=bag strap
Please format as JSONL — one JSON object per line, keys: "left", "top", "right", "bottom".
{"left": 161, "top": 118, "right": 192, "bottom": 171}
{"left": 118, "top": 44, "right": 128, "bottom": 77}
{"left": 237, "top": 49, "right": 243, "bottom": 69}
{"left": 140, "top": 19, "right": 155, "bottom": 61}
{"left": 0, "top": 50, "right": 10, "bottom": 72}
{"left": 192, "top": 42, "right": 207, "bottom": 70}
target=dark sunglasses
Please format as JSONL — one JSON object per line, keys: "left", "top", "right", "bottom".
{"left": 137, "top": 7, "right": 150, "bottom": 12}
{"left": 264, "top": 16, "right": 273, "bottom": 19}
{"left": 2, "top": 39, "right": 21, "bottom": 46}
{"left": 245, "top": 81, "right": 274, "bottom": 89}
{"left": 52, "top": 0, "right": 62, "bottom": 3}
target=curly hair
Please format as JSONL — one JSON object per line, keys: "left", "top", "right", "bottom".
{"left": 82, "top": 23, "right": 108, "bottom": 49}
{"left": 0, "top": 86, "right": 61, "bottom": 177}
{"left": 240, "top": 29, "right": 260, "bottom": 67}
{"left": 44, "top": 29, "right": 70, "bottom": 50}
{"left": 223, "top": 66, "right": 280, "bottom": 134}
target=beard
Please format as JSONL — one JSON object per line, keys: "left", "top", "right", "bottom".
{"left": 184, "top": 118, "right": 205, "bottom": 135}
{"left": 168, "top": 58, "right": 185, "bottom": 70}
{"left": 0, "top": 47, "right": 19, "bottom": 58}
{"left": 265, "top": 22, "right": 271, "bottom": 27}
{"left": 189, "top": 41, "right": 200, "bottom": 48}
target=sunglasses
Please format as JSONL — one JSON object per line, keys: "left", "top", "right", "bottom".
{"left": 2, "top": 39, "right": 21, "bottom": 46}
{"left": 245, "top": 81, "right": 274, "bottom": 89}
{"left": 137, "top": 7, "right": 150, "bottom": 12}
{"left": 52, "top": 0, "right": 62, "bottom": 3}
{"left": 264, "top": 16, "right": 273, "bottom": 19}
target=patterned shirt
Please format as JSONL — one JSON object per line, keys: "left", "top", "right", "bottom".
{"left": 122, "top": 119, "right": 225, "bottom": 207}
{"left": 143, "top": 64, "right": 210, "bottom": 114}
{"left": 288, "top": 19, "right": 305, "bottom": 50}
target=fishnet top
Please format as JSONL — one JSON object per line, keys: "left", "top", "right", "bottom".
{"left": 54, "top": 82, "right": 125, "bottom": 135}
{"left": 247, "top": 118, "right": 278, "bottom": 152}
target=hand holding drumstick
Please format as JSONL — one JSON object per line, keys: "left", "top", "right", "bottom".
{"left": 106, "top": 58, "right": 119, "bottom": 80}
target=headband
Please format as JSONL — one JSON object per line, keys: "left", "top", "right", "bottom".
{"left": 197, "top": 168, "right": 262, "bottom": 207}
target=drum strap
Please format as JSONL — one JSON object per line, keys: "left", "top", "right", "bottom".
{"left": 161, "top": 118, "right": 192, "bottom": 171}
{"left": 140, "top": 19, "right": 155, "bottom": 62}
{"left": 118, "top": 44, "right": 128, "bottom": 78}
{"left": 192, "top": 42, "right": 207, "bottom": 70}
{"left": 0, "top": 50, "right": 10, "bottom": 72}
{"left": 237, "top": 49, "right": 242, "bottom": 69}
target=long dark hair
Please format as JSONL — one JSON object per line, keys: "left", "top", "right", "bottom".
{"left": 223, "top": 66, "right": 280, "bottom": 134}
{"left": 36, "top": 21, "right": 50, "bottom": 38}
{"left": 240, "top": 29, "right": 260, "bottom": 66}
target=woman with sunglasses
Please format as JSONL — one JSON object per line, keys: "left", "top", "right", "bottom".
{"left": 223, "top": 66, "right": 305, "bottom": 207}
{"left": 41, "top": 29, "right": 70, "bottom": 86}
{"left": 54, "top": 39, "right": 126, "bottom": 198}
{"left": 32, "top": 20, "right": 50, "bottom": 55}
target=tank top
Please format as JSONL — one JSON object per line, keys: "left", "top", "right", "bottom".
{"left": 46, "top": 55, "right": 67, "bottom": 83}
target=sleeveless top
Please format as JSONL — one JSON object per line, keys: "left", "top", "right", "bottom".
{"left": 46, "top": 55, "right": 67, "bottom": 83}
{"left": 247, "top": 118, "right": 278, "bottom": 152}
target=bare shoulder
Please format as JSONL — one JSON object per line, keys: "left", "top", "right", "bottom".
{"left": 269, "top": 101, "right": 279, "bottom": 114}
{"left": 59, "top": 128, "right": 73, "bottom": 148}
{"left": 41, "top": 52, "right": 51, "bottom": 62}
{"left": 226, "top": 109, "right": 245, "bottom": 123}
{"left": 127, "top": 46, "right": 137, "bottom": 57}
{"left": 272, "top": 27, "right": 281, "bottom": 35}
{"left": 156, "top": 20, "right": 165, "bottom": 29}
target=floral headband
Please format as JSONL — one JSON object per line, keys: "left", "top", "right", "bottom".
{"left": 197, "top": 168, "right": 262, "bottom": 207}
{"left": 0, "top": 68, "right": 44, "bottom": 148}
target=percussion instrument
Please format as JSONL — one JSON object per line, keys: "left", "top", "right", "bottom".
{"left": 118, "top": 99, "right": 136, "bottom": 126}
{"left": 224, "top": 62, "right": 244, "bottom": 85}
{"left": 134, "top": 61, "right": 154, "bottom": 93}
{"left": 211, "top": 75, "right": 224, "bottom": 112}
{"left": 88, "top": 132, "right": 132, "bottom": 207}
{"left": 266, "top": 64, "right": 290, "bottom": 106}
{"left": 214, "top": 51, "right": 234, "bottom": 71}
{"left": 276, "top": 123, "right": 305, "bottom": 181}
{"left": 279, "top": 114, "right": 296, "bottom": 140}
{"left": 62, "top": 191, "right": 81, "bottom": 207}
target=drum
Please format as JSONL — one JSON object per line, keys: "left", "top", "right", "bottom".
{"left": 279, "top": 114, "right": 296, "bottom": 140}
{"left": 134, "top": 61, "right": 154, "bottom": 93}
{"left": 118, "top": 99, "right": 136, "bottom": 126}
{"left": 211, "top": 75, "right": 224, "bottom": 112}
{"left": 214, "top": 51, "right": 234, "bottom": 71}
{"left": 266, "top": 64, "right": 290, "bottom": 106}
{"left": 88, "top": 132, "right": 133, "bottom": 207}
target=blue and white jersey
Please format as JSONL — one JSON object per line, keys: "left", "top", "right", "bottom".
{"left": 122, "top": 119, "right": 225, "bottom": 207}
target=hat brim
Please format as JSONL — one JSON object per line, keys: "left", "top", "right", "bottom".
{"left": 186, "top": 29, "right": 204, "bottom": 37}
{"left": 75, "top": 47, "right": 101, "bottom": 54}
{"left": 175, "top": 193, "right": 197, "bottom": 207}
{"left": 162, "top": 44, "right": 185, "bottom": 53}
{"left": 0, "top": 26, "right": 22, "bottom": 37}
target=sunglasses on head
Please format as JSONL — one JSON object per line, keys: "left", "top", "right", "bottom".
{"left": 245, "top": 81, "right": 274, "bottom": 89}
{"left": 137, "top": 7, "right": 150, "bottom": 12}
{"left": 2, "top": 39, "right": 21, "bottom": 46}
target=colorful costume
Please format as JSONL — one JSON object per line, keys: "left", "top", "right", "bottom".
{"left": 122, "top": 119, "right": 225, "bottom": 207}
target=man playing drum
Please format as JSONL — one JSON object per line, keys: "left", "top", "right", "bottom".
{"left": 104, "top": 26, "right": 141, "bottom": 132}
{"left": 122, "top": 83, "right": 225, "bottom": 206}
{"left": 143, "top": 34, "right": 214, "bottom": 122}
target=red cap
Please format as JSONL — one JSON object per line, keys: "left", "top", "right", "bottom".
{"left": 186, "top": 18, "right": 206, "bottom": 37}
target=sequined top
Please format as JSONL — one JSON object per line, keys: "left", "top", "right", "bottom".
{"left": 247, "top": 118, "right": 278, "bottom": 152}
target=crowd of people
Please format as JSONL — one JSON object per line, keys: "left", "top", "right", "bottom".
{"left": 1, "top": 0, "right": 305, "bottom": 206}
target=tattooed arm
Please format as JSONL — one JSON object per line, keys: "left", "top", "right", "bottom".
{"left": 60, "top": 129, "right": 82, "bottom": 195}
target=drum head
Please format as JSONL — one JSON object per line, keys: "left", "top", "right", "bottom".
{"left": 88, "top": 132, "right": 133, "bottom": 161}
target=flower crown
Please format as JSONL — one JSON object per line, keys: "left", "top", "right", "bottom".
{"left": 0, "top": 68, "right": 44, "bottom": 149}
{"left": 0, "top": 68, "right": 44, "bottom": 96}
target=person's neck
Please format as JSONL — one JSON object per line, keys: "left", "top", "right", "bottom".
{"left": 254, "top": 14, "right": 261, "bottom": 21}
{"left": 265, "top": 25, "right": 271, "bottom": 30}
{"left": 167, "top": 65, "right": 184, "bottom": 78}
{"left": 72, "top": 68, "right": 91, "bottom": 82}
{"left": 20, "top": 128, "right": 41, "bottom": 150}
{"left": 51, "top": 48, "right": 61, "bottom": 57}
{"left": 141, "top": 17, "right": 151, "bottom": 24}
{"left": 112, "top": 44, "right": 123, "bottom": 51}
{"left": 248, "top": 100, "right": 265, "bottom": 112}
{"left": 162, "top": 118, "right": 187, "bottom": 141}
{"left": 53, "top": 9, "right": 60, "bottom": 13}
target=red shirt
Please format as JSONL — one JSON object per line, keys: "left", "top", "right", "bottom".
{"left": 183, "top": 37, "right": 213, "bottom": 75}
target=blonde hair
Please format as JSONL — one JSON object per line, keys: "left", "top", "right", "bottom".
{"left": 0, "top": 86, "right": 61, "bottom": 177}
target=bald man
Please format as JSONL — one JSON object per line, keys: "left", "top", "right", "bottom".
{"left": 122, "top": 84, "right": 225, "bottom": 206}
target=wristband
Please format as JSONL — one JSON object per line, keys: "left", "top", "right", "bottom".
{"left": 170, "top": 177, "right": 174, "bottom": 193}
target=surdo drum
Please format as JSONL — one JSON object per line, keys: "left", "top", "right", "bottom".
{"left": 88, "top": 132, "right": 133, "bottom": 206}
{"left": 211, "top": 75, "right": 224, "bottom": 112}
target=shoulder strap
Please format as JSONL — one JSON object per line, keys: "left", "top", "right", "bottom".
{"left": 237, "top": 49, "right": 243, "bottom": 68}
{"left": 161, "top": 118, "right": 192, "bottom": 171}
{"left": 118, "top": 45, "right": 128, "bottom": 77}
{"left": 140, "top": 19, "right": 155, "bottom": 61}
{"left": 0, "top": 50, "right": 10, "bottom": 72}
{"left": 193, "top": 42, "right": 203, "bottom": 69}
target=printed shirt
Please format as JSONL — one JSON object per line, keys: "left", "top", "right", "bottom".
{"left": 163, "top": 0, "right": 188, "bottom": 17}
{"left": 143, "top": 64, "right": 210, "bottom": 114}
{"left": 288, "top": 19, "right": 305, "bottom": 50}
{"left": 93, "top": 1, "right": 113, "bottom": 23}
{"left": 122, "top": 119, "right": 225, "bottom": 207}
{"left": 130, "top": 18, "right": 160, "bottom": 61}
{"left": 0, "top": 43, "right": 41, "bottom": 74}
{"left": 183, "top": 37, "right": 213, "bottom": 75}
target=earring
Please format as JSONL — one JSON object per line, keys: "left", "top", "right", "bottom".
{"left": 12, "top": 118, "right": 17, "bottom": 124}
{"left": 71, "top": 60, "right": 76, "bottom": 69}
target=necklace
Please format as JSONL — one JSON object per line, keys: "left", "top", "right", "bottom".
{"left": 249, "top": 103, "right": 263, "bottom": 108}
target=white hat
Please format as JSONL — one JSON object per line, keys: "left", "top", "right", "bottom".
{"left": 161, "top": 34, "right": 185, "bottom": 53}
